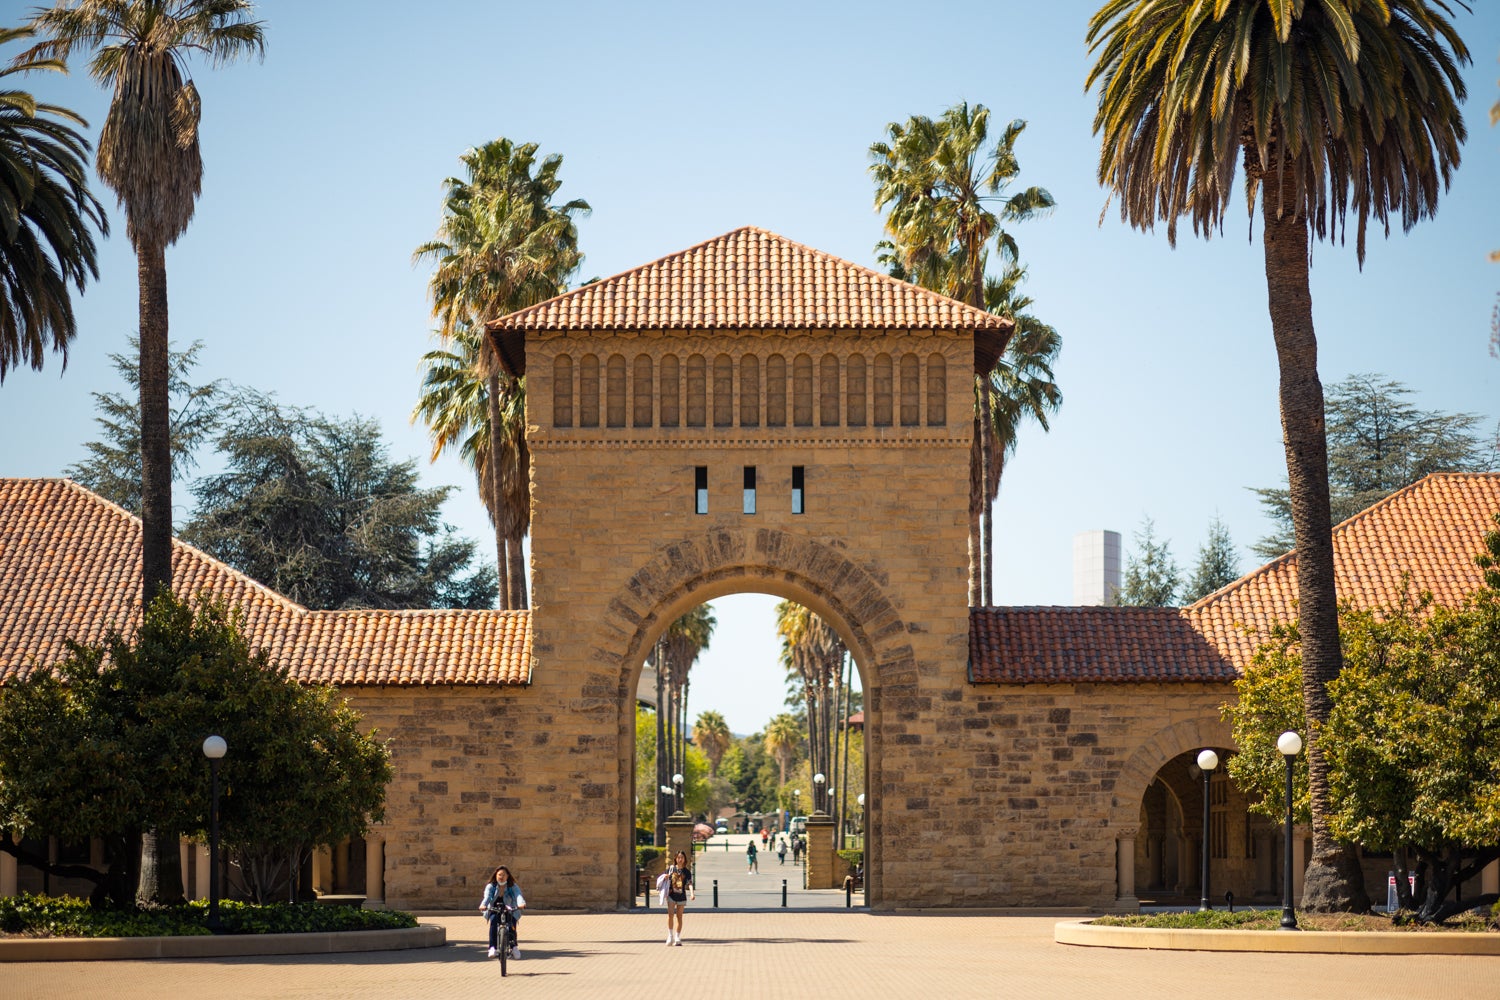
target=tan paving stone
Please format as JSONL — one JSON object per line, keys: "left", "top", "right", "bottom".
{"left": 9, "top": 912, "right": 1500, "bottom": 1000}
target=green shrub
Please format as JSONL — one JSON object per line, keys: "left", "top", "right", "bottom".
{"left": 836, "top": 849, "right": 863, "bottom": 872}
{"left": 0, "top": 894, "right": 416, "bottom": 938}
{"left": 635, "top": 847, "right": 662, "bottom": 868}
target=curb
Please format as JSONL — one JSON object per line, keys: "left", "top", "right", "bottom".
{"left": 1054, "top": 918, "right": 1500, "bottom": 956}
{"left": 0, "top": 923, "right": 446, "bottom": 962}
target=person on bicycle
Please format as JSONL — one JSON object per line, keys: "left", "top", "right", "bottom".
{"left": 480, "top": 865, "right": 526, "bottom": 959}
{"left": 663, "top": 850, "right": 695, "bottom": 946}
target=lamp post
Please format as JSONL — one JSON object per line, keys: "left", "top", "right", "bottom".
{"left": 791, "top": 788, "right": 801, "bottom": 826}
{"left": 201, "top": 735, "right": 227, "bottom": 933}
{"left": 1196, "top": 749, "right": 1219, "bottom": 912}
{"left": 1277, "top": 731, "right": 1303, "bottom": 930}
{"left": 813, "top": 772, "right": 826, "bottom": 814}
{"left": 857, "top": 793, "right": 866, "bottom": 849}
{"left": 659, "top": 784, "right": 673, "bottom": 832}
{"left": 672, "top": 772, "right": 684, "bottom": 815}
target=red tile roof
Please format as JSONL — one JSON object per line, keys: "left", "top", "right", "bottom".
{"left": 973, "top": 473, "right": 1500, "bottom": 684}
{"left": 0, "top": 480, "right": 531, "bottom": 686}
{"left": 485, "top": 226, "right": 1012, "bottom": 376}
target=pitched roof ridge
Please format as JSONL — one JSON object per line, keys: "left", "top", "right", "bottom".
{"left": 975, "top": 604, "right": 1185, "bottom": 613}
{"left": 488, "top": 224, "right": 1008, "bottom": 331}
{"left": 1183, "top": 471, "right": 1500, "bottom": 611}
{"left": 306, "top": 607, "right": 530, "bottom": 619}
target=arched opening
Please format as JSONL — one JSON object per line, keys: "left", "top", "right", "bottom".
{"left": 610, "top": 569, "right": 885, "bottom": 911}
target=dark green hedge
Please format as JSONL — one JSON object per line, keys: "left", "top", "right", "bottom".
{"left": 0, "top": 894, "right": 417, "bottom": 938}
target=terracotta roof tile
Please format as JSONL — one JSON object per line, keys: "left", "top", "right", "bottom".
{"left": 0, "top": 480, "right": 530, "bottom": 687}
{"left": 485, "top": 226, "right": 1012, "bottom": 376}
{"left": 973, "top": 473, "right": 1500, "bottom": 684}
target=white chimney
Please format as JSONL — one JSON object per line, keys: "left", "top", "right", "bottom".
{"left": 1073, "top": 530, "right": 1122, "bottom": 605}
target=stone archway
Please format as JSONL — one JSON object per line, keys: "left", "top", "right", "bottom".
{"left": 587, "top": 525, "right": 911, "bottom": 908}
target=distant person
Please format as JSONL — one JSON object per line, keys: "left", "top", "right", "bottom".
{"left": 663, "top": 850, "right": 695, "bottom": 946}
{"left": 761, "top": 827, "right": 769, "bottom": 846}
{"left": 746, "top": 839, "right": 759, "bottom": 874}
{"left": 792, "top": 835, "right": 803, "bottom": 865}
{"left": 777, "top": 837, "right": 787, "bottom": 865}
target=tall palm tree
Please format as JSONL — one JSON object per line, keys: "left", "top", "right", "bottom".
{"left": 871, "top": 104, "right": 1059, "bottom": 606}
{"left": 24, "top": 0, "right": 264, "bottom": 610}
{"left": 774, "top": 600, "right": 843, "bottom": 811}
{"left": 0, "top": 24, "right": 106, "bottom": 383}
{"left": 414, "top": 138, "right": 587, "bottom": 609}
{"left": 1087, "top": 0, "right": 1469, "bottom": 911}
{"left": 693, "top": 710, "right": 731, "bottom": 778}
{"left": 763, "top": 713, "right": 801, "bottom": 788}
{"left": 24, "top": 0, "right": 263, "bottom": 909}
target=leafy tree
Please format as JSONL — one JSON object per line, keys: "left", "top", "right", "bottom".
{"left": 0, "top": 24, "right": 106, "bottom": 383}
{"left": 870, "top": 104, "right": 1060, "bottom": 606}
{"left": 414, "top": 138, "right": 588, "bottom": 609}
{"left": 1253, "top": 374, "right": 1492, "bottom": 556}
{"left": 1117, "top": 517, "right": 1181, "bottom": 607}
{"left": 1088, "top": 0, "right": 1470, "bottom": 912}
{"left": 183, "top": 389, "right": 495, "bottom": 610}
{"left": 762, "top": 713, "right": 802, "bottom": 788}
{"left": 693, "top": 710, "right": 731, "bottom": 778}
{"left": 64, "top": 336, "right": 222, "bottom": 514}
{"left": 0, "top": 592, "right": 390, "bottom": 909}
{"left": 1226, "top": 571, "right": 1500, "bottom": 923}
{"left": 1183, "top": 516, "right": 1241, "bottom": 604}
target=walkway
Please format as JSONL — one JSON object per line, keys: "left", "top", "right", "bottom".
{"left": 682, "top": 833, "right": 857, "bottom": 910}
{"left": 11, "top": 911, "right": 1497, "bottom": 1000}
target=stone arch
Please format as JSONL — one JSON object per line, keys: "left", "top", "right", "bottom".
{"left": 1111, "top": 716, "right": 1234, "bottom": 831}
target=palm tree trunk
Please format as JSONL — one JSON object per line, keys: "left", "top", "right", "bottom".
{"left": 496, "top": 535, "right": 510, "bottom": 612}
{"left": 507, "top": 530, "right": 528, "bottom": 609}
{"left": 1261, "top": 189, "right": 1368, "bottom": 913}
{"left": 968, "top": 411, "right": 984, "bottom": 606}
{"left": 980, "top": 380, "right": 995, "bottom": 606}
{"left": 138, "top": 241, "right": 172, "bottom": 606}
{"left": 487, "top": 371, "right": 513, "bottom": 609}
{"left": 654, "top": 642, "right": 666, "bottom": 844}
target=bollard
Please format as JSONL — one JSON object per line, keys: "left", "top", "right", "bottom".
{"left": 713, "top": 879, "right": 719, "bottom": 908}
{"left": 1225, "top": 890, "right": 1234, "bottom": 913}
{"left": 641, "top": 867, "right": 648, "bottom": 910}
{"left": 846, "top": 879, "right": 853, "bottom": 908}
{"left": 782, "top": 879, "right": 787, "bottom": 908}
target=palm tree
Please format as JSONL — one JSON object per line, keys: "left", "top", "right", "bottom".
{"left": 763, "top": 713, "right": 801, "bottom": 787}
{"left": 24, "top": 0, "right": 264, "bottom": 611}
{"left": 871, "top": 104, "right": 1059, "bottom": 606}
{"left": 774, "top": 600, "right": 843, "bottom": 811}
{"left": 1087, "top": 0, "right": 1469, "bottom": 911}
{"left": 414, "top": 138, "right": 587, "bottom": 609}
{"left": 24, "top": 0, "right": 264, "bottom": 909}
{"left": 694, "top": 710, "right": 732, "bottom": 778}
{"left": 0, "top": 24, "right": 106, "bottom": 383}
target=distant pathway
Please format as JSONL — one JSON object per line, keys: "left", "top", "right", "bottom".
{"left": 686, "top": 833, "right": 856, "bottom": 911}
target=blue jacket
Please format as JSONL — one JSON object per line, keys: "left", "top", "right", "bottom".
{"left": 482, "top": 882, "right": 525, "bottom": 921}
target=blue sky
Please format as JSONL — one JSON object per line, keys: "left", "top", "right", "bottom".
{"left": 3, "top": 1, "right": 1497, "bottom": 734}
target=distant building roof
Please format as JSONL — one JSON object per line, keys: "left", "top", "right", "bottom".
{"left": 485, "top": 226, "right": 1012, "bottom": 377}
{"left": 972, "top": 473, "right": 1500, "bottom": 684}
{"left": 0, "top": 479, "right": 531, "bottom": 686}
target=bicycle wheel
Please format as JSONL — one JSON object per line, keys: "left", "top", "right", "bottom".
{"left": 498, "top": 918, "right": 508, "bottom": 977}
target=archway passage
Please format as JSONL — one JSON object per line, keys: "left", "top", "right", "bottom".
{"left": 629, "top": 592, "right": 868, "bottom": 911}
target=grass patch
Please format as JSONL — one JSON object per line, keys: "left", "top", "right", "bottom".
{"left": 1094, "top": 908, "right": 1499, "bottom": 933}
{"left": 0, "top": 894, "right": 418, "bottom": 939}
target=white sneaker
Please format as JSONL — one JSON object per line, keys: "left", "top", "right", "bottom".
{"left": 487, "top": 947, "right": 497, "bottom": 958}
{"left": 666, "top": 932, "right": 674, "bottom": 946}
{"left": 511, "top": 946, "right": 520, "bottom": 959}
{"left": 674, "top": 935, "right": 683, "bottom": 946}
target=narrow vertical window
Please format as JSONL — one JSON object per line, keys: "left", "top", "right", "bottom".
{"left": 792, "top": 353, "right": 814, "bottom": 427}
{"left": 579, "top": 354, "right": 600, "bottom": 428}
{"left": 713, "top": 353, "right": 734, "bottom": 427}
{"left": 873, "top": 353, "right": 893, "bottom": 427}
{"left": 766, "top": 354, "right": 787, "bottom": 427}
{"left": 900, "top": 353, "right": 920, "bottom": 427}
{"left": 553, "top": 354, "right": 574, "bottom": 428}
{"left": 606, "top": 354, "right": 627, "bottom": 428}
{"left": 926, "top": 352, "right": 946, "bottom": 426}
{"left": 740, "top": 355, "right": 760, "bottom": 428}
{"left": 686, "top": 354, "right": 707, "bottom": 427}
{"left": 660, "top": 355, "right": 680, "bottom": 427}
{"left": 695, "top": 466, "right": 708, "bottom": 515}
{"left": 743, "top": 466, "right": 756, "bottom": 514}
{"left": 846, "top": 354, "right": 866, "bottom": 428}
{"left": 634, "top": 354, "right": 653, "bottom": 428}
{"left": 791, "top": 465, "right": 805, "bottom": 514}
{"left": 819, "top": 353, "right": 840, "bottom": 427}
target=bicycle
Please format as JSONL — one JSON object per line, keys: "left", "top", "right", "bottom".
{"left": 487, "top": 903, "right": 517, "bottom": 976}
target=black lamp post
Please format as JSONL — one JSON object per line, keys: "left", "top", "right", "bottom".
{"left": 813, "top": 772, "right": 826, "bottom": 814}
{"left": 791, "top": 788, "right": 801, "bottom": 825}
{"left": 201, "top": 735, "right": 227, "bottom": 933}
{"left": 1196, "top": 749, "right": 1218, "bottom": 912}
{"left": 672, "top": 772, "right": 684, "bottom": 815}
{"left": 1277, "top": 730, "right": 1303, "bottom": 930}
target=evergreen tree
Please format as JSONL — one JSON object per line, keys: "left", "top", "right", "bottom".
{"left": 1117, "top": 517, "right": 1180, "bottom": 607}
{"left": 1183, "top": 516, "right": 1241, "bottom": 604}
{"left": 64, "top": 337, "right": 222, "bottom": 515}
{"left": 1253, "top": 374, "right": 1492, "bottom": 557}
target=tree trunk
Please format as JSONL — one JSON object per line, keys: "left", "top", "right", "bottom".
{"left": 1260, "top": 189, "right": 1368, "bottom": 913}
{"left": 507, "top": 530, "right": 528, "bottom": 609}
{"left": 980, "top": 380, "right": 995, "bottom": 606}
{"left": 968, "top": 410, "right": 983, "bottom": 606}
{"left": 486, "top": 371, "right": 513, "bottom": 609}
{"left": 654, "top": 641, "right": 666, "bottom": 844}
{"left": 138, "top": 240, "right": 173, "bottom": 607}
{"left": 495, "top": 535, "right": 510, "bottom": 611}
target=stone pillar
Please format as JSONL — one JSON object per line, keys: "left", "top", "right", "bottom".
{"left": 1292, "top": 828, "right": 1309, "bottom": 905}
{"left": 0, "top": 850, "right": 16, "bottom": 897}
{"left": 179, "top": 836, "right": 192, "bottom": 896}
{"left": 804, "top": 813, "right": 838, "bottom": 890}
{"left": 193, "top": 843, "right": 211, "bottom": 902}
{"left": 1255, "top": 834, "right": 1274, "bottom": 896}
{"left": 664, "top": 814, "right": 695, "bottom": 875}
{"left": 1481, "top": 858, "right": 1499, "bottom": 897}
{"left": 313, "top": 846, "right": 333, "bottom": 895}
{"left": 1114, "top": 828, "right": 1138, "bottom": 910}
{"left": 364, "top": 837, "right": 386, "bottom": 909}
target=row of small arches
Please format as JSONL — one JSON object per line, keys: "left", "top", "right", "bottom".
{"left": 552, "top": 352, "right": 947, "bottom": 430}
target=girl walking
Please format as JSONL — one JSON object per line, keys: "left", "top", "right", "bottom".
{"left": 664, "top": 850, "right": 695, "bottom": 945}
